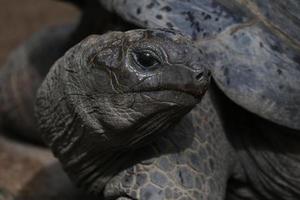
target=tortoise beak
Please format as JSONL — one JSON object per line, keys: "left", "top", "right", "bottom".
{"left": 171, "top": 66, "right": 211, "bottom": 99}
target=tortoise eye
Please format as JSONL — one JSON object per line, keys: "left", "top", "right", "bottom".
{"left": 133, "top": 50, "right": 161, "bottom": 70}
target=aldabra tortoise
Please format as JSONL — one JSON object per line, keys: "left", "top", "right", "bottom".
{"left": 0, "top": 3, "right": 222, "bottom": 199}
{"left": 1, "top": 0, "right": 299, "bottom": 199}
{"left": 35, "top": 29, "right": 214, "bottom": 199}
{"left": 0, "top": 23, "right": 217, "bottom": 199}
{"left": 37, "top": 0, "right": 300, "bottom": 199}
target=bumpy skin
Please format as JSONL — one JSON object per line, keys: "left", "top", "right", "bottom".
{"left": 99, "top": 0, "right": 300, "bottom": 131}
{"left": 35, "top": 29, "right": 210, "bottom": 195}
{"left": 0, "top": 24, "right": 76, "bottom": 142}
{"left": 102, "top": 91, "right": 235, "bottom": 200}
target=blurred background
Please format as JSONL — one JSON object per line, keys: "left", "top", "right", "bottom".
{"left": 0, "top": 1, "right": 81, "bottom": 198}
{"left": 0, "top": 0, "right": 79, "bottom": 66}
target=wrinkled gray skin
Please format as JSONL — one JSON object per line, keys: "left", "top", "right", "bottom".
{"left": 35, "top": 29, "right": 212, "bottom": 197}
{"left": 99, "top": 0, "right": 300, "bottom": 131}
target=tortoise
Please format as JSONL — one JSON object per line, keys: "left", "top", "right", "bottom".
{"left": 0, "top": 17, "right": 232, "bottom": 200}
{"left": 0, "top": 0, "right": 299, "bottom": 200}
{"left": 46, "top": 0, "right": 300, "bottom": 199}
{"left": 35, "top": 28, "right": 213, "bottom": 198}
{"left": 0, "top": 23, "right": 216, "bottom": 200}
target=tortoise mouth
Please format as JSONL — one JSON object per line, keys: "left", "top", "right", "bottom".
{"left": 175, "top": 87, "right": 208, "bottom": 99}
{"left": 126, "top": 88, "right": 206, "bottom": 104}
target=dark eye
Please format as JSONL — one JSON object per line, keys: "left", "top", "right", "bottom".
{"left": 133, "top": 50, "right": 161, "bottom": 70}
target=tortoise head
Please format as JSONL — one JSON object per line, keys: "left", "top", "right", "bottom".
{"left": 35, "top": 29, "right": 210, "bottom": 193}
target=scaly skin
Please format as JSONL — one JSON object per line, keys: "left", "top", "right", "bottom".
{"left": 35, "top": 29, "right": 211, "bottom": 196}
{"left": 99, "top": 83, "right": 300, "bottom": 200}
{"left": 102, "top": 90, "right": 235, "bottom": 200}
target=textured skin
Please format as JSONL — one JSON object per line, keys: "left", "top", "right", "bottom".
{"left": 35, "top": 29, "right": 210, "bottom": 195}
{"left": 0, "top": 24, "right": 76, "bottom": 142}
{"left": 102, "top": 91, "right": 235, "bottom": 200}
{"left": 98, "top": 0, "right": 300, "bottom": 130}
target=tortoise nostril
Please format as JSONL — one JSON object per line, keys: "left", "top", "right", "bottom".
{"left": 195, "top": 72, "right": 204, "bottom": 80}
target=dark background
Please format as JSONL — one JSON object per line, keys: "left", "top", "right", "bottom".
{"left": 0, "top": 0, "right": 80, "bottom": 197}
{"left": 0, "top": 0, "right": 79, "bottom": 66}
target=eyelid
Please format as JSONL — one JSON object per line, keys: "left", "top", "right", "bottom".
{"left": 132, "top": 43, "right": 166, "bottom": 58}
{"left": 133, "top": 48, "right": 162, "bottom": 64}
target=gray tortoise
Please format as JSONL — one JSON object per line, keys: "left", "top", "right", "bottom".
{"left": 0, "top": 13, "right": 229, "bottom": 200}
{"left": 35, "top": 29, "right": 215, "bottom": 199}
{"left": 37, "top": 0, "right": 299, "bottom": 199}
{"left": 50, "top": 0, "right": 300, "bottom": 199}
{"left": 0, "top": 0, "right": 300, "bottom": 200}
{"left": 0, "top": 24, "right": 220, "bottom": 200}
